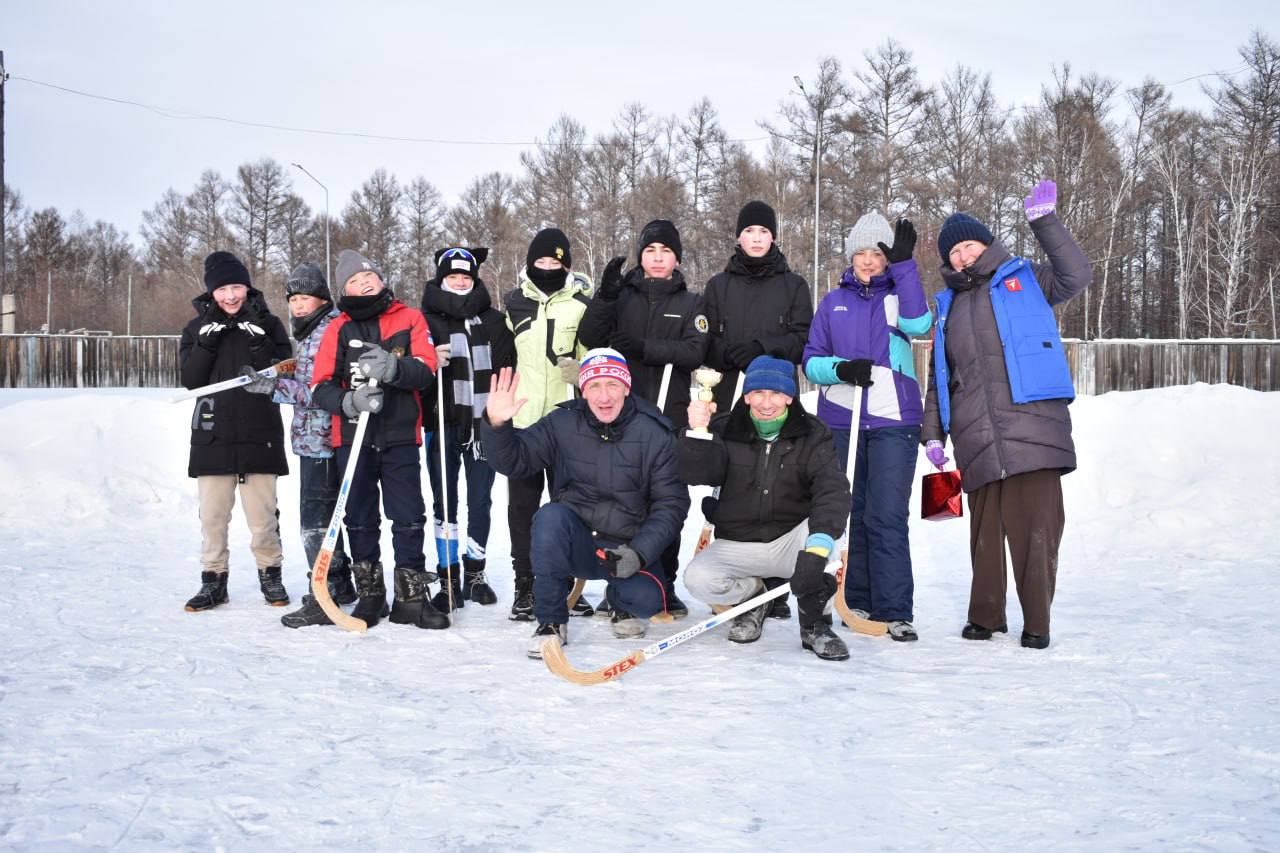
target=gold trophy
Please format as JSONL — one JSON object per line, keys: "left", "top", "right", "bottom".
{"left": 686, "top": 366, "right": 722, "bottom": 440}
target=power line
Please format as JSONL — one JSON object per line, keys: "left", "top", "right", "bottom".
{"left": 10, "top": 75, "right": 770, "bottom": 148}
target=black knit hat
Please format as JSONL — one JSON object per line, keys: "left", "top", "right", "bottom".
{"left": 203, "top": 251, "right": 251, "bottom": 292}
{"left": 736, "top": 200, "right": 778, "bottom": 237}
{"left": 285, "top": 263, "right": 331, "bottom": 302}
{"left": 938, "top": 213, "right": 994, "bottom": 266}
{"left": 526, "top": 228, "right": 572, "bottom": 269}
{"left": 636, "top": 219, "right": 682, "bottom": 263}
{"left": 434, "top": 246, "right": 489, "bottom": 282}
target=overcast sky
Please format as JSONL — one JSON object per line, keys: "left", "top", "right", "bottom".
{"left": 4, "top": 1, "right": 1273, "bottom": 242}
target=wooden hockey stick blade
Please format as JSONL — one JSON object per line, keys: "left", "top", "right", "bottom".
{"left": 542, "top": 581, "right": 791, "bottom": 685}
{"left": 311, "top": 547, "right": 367, "bottom": 633}
{"left": 566, "top": 577, "right": 586, "bottom": 609}
{"left": 832, "top": 559, "right": 888, "bottom": 636}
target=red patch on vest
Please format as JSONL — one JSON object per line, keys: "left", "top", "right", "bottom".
{"left": 1003, "top": 278, "right": 1022, "bottom": 291}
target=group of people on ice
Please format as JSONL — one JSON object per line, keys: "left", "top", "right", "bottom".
{"left": 178, "top": 178, "right": 1091, "bottom": 660}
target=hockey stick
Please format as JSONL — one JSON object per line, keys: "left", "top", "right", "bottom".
{"left": 311, "top": 341, "right": 377, "bottom": 633}
{"left": 651, "top": 362, "right": 678, "bottom": 624}
{"left": 436, "top": 360, "right": 455, "bottom": 624}
{"left": 693, "top": 370, "right": 746, "bottom": 554}
{"left": 541, "top": 579, "right": 791, "bottom": 685}
{"left": 171, "top": 359, "right": 296, "bottom": 402}
{"left": 830, "top": 384, "right": 888, "bottom": 637}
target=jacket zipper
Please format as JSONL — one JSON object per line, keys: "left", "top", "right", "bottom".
{"left": 971, "top": 282, "right": 1007, "bottom": 480}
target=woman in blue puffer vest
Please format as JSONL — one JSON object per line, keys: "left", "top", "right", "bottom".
{"left": 921, "top": 181, "right": 1091, "bottom": 651}
{"left": 803, "top": 212, "right": 932, "bottom": 642}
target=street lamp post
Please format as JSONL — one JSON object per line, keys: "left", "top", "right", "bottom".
{"left": 794, "top": 75, "right": 822, "bottom": 310}
{"left": 291, "top": 162, "right": 331, "bottom": 287}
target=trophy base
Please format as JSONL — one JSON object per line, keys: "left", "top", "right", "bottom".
{"left": 685, "top": 429, "right": 714, "bottom": 441}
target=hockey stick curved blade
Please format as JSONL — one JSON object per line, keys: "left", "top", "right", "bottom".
{"left": 541, "top": 638, "right": 646, "bottom": 685}
{"left": 541, "top": 581, "right": 791, "bottom": 685}
{"left": 312, "top": 548, "right": 366, "bottom": 633}
{"left": 833, "top": 562, "right": 888, "bottom": 636}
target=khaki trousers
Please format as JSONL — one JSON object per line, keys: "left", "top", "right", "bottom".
{"left": 197, "top": 474, "right": 283, "bottom": 573}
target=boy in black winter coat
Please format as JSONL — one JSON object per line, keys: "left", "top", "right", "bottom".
{"left": 178, "top": 250, "right": 293, "bottom": 612}
{"left": 578, "top": 219, "right": 708, "bottom": 618}
{"left": 701, "top": 200, "right": 814, "bottom": 618}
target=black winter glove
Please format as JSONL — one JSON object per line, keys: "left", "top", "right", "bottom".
{"left": 598, "top": 256, "right": 626, "bottom": 300}
{"left": 196, "top": 317, "right": 228, "bottom": 350}
{"left": 609, "top": 330, "right": 643, "bottom": 361}
{"left": 599, "top": 544, "right": 644, "bottom": 579}
{"left": 239, "top": 364, "right": 276, "bottom": 395}
{"left": 835, "top": 358, "right": 875, "bottom": 387}
{"left": 723, "top": 340, "right": 765, "bottom": 370}
{"left": 877, "top": 218, "right": 917, "bottom": 265}
{"left": 701, "top": 495, "right": 719, "bottom": 519}
{"left": 341, "top": 385, "right": 384, "bottom": 417}
{"left": 790, "top": 550, "right": 832, "bottom": 600}
{"left": 236, "top": 320, "right": 271, "bottom": 351}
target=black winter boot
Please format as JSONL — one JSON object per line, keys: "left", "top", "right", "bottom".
{"left": 430, "top": 564, "right": 465, "bottom": 612}
{"left": 390, "top": 567, "right": 450, "bottom": 629}
{"left": 185, "top": 571, "right": 229, "bottom": 612}
{"left": 258, "top": 566, "right": 290, "bottom": 607}
{"left": 462, "top": 555, "right": 497, "bottom": 605}
{"left": 763, "top": 576, "right": 791, "bottom": 620}
{"left": 331, "top": 562, "right": 358, "bottom": 605}
{"left": 509, "top": 575, "right": 535, "bottom": 621}
{"left": 350, "top": 560, "right": 390, "bottom": 628}
{"left": 281, "top": 572, "right": 339, "bottom": 628}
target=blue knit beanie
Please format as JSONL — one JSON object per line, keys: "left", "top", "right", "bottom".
{"left": 742, "top": 355, "right": 797, "bottom": 397}
{"left": 937, "top": 213, "right": 994, "bottom": 266}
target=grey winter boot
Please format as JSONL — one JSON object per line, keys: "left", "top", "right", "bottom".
{"left": 258, "top": 566, "right": 290, "bottom": 607}
{"left": 349, "top": 560, "right": 389, "bottom": 628}
{"left": 185, "top": 571, "right": 229, "bottom": 612}
{"left": 727, "top": 581, "right": 768, "bottom": 643}
{"left": 389, "top": 567, "right": 450, "bottom": 629}
{"left": 800, "top": 618, "right": 850, "bottom": 661}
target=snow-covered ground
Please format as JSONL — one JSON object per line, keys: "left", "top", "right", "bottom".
{"left": 0, "top": 384, "right": 1277, "bottom": 850}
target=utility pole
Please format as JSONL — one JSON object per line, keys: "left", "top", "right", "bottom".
{"left": 794, "top": 75, "right": 822, "bottom": 310}
{"left": 1, "top": 50, "right": 8, "bottom": 301}
{"left": 291, "top": 163, "right": 330, "bottom": 286}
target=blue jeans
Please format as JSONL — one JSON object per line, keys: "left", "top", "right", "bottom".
{"left": 831, "top": 425, "right": 919, "bottom": 621}
{"left": 530, "top": 503, "right": 667, "bottom": 624}
{"left": 335, "top": 442, "right": 426, "bottom": 571}
{"left": 424, "top": 422, "right": 497, "bottom": 564}
{"left": 297, "top": 455, "right": 349, "bottom": 576}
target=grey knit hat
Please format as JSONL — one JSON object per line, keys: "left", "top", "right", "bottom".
{"left": 845, "top": 211, "right": 894, "bottom": 257}
{"left": 335, "top": 249, "right": 382, "bottom": 290}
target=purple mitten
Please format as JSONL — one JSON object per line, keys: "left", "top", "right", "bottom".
{"left": 1024, "top": 180, "right": 1057, "bottom": 222}
{"left": 925, "top": 440, "right": 949, "bottom": 470}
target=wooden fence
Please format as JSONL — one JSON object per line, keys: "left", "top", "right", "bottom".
{"left": 2, "top": 333, "right": 1278, "bottom": 394}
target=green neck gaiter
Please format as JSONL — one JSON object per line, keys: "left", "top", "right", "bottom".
{"left": 751, "top": 409, "right": 789, "bottom": 441}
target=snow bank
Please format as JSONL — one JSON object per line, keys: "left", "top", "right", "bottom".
{"left": 0, "top": 383, "right": 1276, "bottom": 849}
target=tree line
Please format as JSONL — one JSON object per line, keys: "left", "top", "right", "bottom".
{"left": 2, "top": 33, "right": 1277, "bottom": 339}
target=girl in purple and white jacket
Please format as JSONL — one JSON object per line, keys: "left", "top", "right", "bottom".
{"left": 802, "top": 212, "right": 932, "bottom": 642}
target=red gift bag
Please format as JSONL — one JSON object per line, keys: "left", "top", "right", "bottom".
{"left": 921, "top": 469, "right": 964, "bottom": 521}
